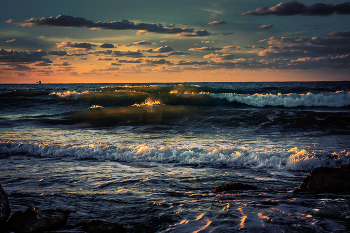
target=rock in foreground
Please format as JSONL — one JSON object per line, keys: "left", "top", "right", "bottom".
{"left": 294, "top": 163, "right": 350, "bottom": 194}
{"left": 7, "top": 208, "right": 69, "bottom": 232}
{"left": 81, "top": 219, "right": 127, "bottom": 233}
{"left": 0, "top": 184, "right": 11, "bottom": 225}
{"left": 213, "top": 182, "right": 257, "bottom": 193}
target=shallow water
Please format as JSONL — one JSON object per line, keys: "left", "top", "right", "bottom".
{"left": 1, "top": 82, "right": 350, "bottom": 232}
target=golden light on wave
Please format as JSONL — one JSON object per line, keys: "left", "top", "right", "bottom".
{"left": 132, "top": 98, "right": 162, "bottom": 107}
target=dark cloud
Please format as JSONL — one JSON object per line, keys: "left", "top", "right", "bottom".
{"left": 0, "top": 37, "right": 54, "bottom": 51}
{"left": 207, "top": 20, "right": 227, "bottom": 26}
{"left": 57, "top": 42, "right": 97, "bottom": 50}
{"left": 100, "top": 43, "right": 115, "bottom": 48}
{"left": 167, "top": 51, "right": 189, "bottom": 56}
{"left": 8, "top": 15, "right": 93, "bottom": 27}
{"left": 145, "top": 59, "right": 172, "bottom": 65}
{"left": 189, "top": 46, "right": 241, "bottom": 52}
{"left": 9, "top": 15, "right": 211, "bottom": 37}
{"left": 177, "top": 60, "right": 210, "bottom": 66}
{"left": 34, "top": 61, "right": 52, "bottom": 66}
{"left": 48, "top": 50, "right": 67, "bottom": 56}
{"left": 53, "top": 62, "right": 71, "bottom": 66}
{"left": 328, "top": 30, "right": 350, "bottom": 38}
{"left": 145, "top": 46, "right": 175, "bottom": 54}
{"left": 117, "top": 59, "right": 143, "bottom": 63}
{"left": 112, "top": 50, "right": 144, "bottom": 57}
{"left": 241, "top": 1, "right": 350, "bottom": 16}
{"left": 1, "top": 64, "right": 32, "bottom": 71}
{"left": 153, "top": 46, "right": 173, "bottom": 53}
{"left": 90, "top": 20, "right": 211, "bottom": 36}
{"left": 131, "top": 40, "right": 151, "bottom": 46}
{"left": 0, "top": 49, "right": 50, "bottom": 63}
{"left": 89, "top": 50, "right": 114, "bottom": 55}
{"left": 147, "top": 54, "right": 169, "bottom": 58}
{"left": 258, "top": 24, "right": 273, "bottom": 29}
{"left": 96, "top": 57, "right": 114, "bottom": 61}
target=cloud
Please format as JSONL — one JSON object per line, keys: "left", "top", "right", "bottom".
{"left": 117, "top": 59, "right": 143, "bottom": 63}
{"left": 153, "top": 46, "right": 173, "bottom": 53}
{"left": 258, "top": 24, "right": 273, "bottom": 29}
{"left": 241, "top": 1, "right": 350, "bottom": 16}
{"left": 1, "top": 64, "right": 32, "bottom": 71}
{"left": 9, "top": 15, "right": 94, "bottom": 27}
{"left": 203, "top": 53, "right": 236, "bottom": 61}
{"left": 0, "top": 49, "right": 50, "bottom": 63}
{"left": 34, "top": 60, "right": 52, "bottom": 66}
{"left": 57, "top": 42, "right": 97, "bottom": 50}
{"left": 49, "top": 50, "right": 68, "bottom": 56}
{"left": 112, "top": 50, "right": 144, "bottom": 57}
{"left": 99, "top": 66, "right": 120, "bottom": 71}
{"left": 177, "top": 60, "right": 210, "bottom": 66}
{"left": 100, "top": 43, "right": 115, "bottom": 48}
{"left": 131, "top": 40, "right": 151, "bottom": 46}
{"left": 189, "top": 46, "right": 241, "bottom": 52}
{"left": 265, "top": 36, "right": 350, "bottom": 47}
{"left": 173, "top": 30, "right": 211, "bottom": 37}
{"left": 6, "top": 39, "right": 16, "bottom": 43}
{"left": 188, "top": 47, "right": 220, "bottom": 51}
{"left": 167, "top": 51, "right": 189, "bottom": 56}
{"left": 328, "top": 30, "right": 350, "bottom": 38}
{"left": 215, "top": 46, "right": 241, "bottom": 52}
{"left": 8, "top": 15, "right": 212, "bottom": 37}
{"left": 257, "top": 46, "right": 307, "bottom": 57}
{"left": 207, "top": 20, "right": 226, "bottom": 26}
{"left": 144, "top": 59, "right": 172, "bottom": 65}
{"left": 53, "top": 61, "right": 71, "bottom": 66}
{"left": 96, "top": 57, "right": 114, "bottom": 61}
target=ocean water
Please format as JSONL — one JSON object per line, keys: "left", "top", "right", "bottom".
{"left": 1, "top": 82, "right": 350, "bottom": 232}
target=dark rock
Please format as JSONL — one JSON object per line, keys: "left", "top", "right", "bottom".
{"left": 7, "top": 208, "right": 69, "bottom": 232}
{"left": 81, "top": 219, "right": 127, "bottom": 233}
{"left": 0, "top": 184, "right": 11, "bottom": 225}
{"left": 294, "top": 163, "right": 350, "bottom": 194}
{"left": 213, "top": 182, "right": 258, "bottom": 193}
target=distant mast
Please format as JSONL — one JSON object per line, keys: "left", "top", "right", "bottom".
{"left": 36, "top": 81, "right": 41, "bottom": 84}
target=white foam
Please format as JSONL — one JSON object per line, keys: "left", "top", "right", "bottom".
{"left": 50, "top": 90, "right": 91, "bottom": 100}
{"left": 211, "top": 91, "right": 350, "bottom": 107}
{"left": 1, "top": 142, "right": 349, "bottom": 171}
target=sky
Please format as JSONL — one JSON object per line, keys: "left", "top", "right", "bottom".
{"left": 0, "top": 0, "right": 350, "bottom": 83}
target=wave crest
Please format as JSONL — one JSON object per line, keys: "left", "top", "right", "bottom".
{"left": 1, "top": 142, "right": 349, "bottom": 171}
{"left": 211, "top": 91, "right": 350, "bottom": 107}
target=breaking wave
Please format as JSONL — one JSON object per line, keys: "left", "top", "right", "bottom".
{"left": 211, "top": 91, "right": 350, "bottom": 107}
{"left": 1, "top": 141, "right": 349, "bottom": 171}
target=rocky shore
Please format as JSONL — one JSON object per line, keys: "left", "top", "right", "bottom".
{"left": 1, "top": 163, "right": 350, "bottom": 232}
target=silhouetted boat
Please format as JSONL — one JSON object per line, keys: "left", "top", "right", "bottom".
{"left": 36, "top": 81, "right": 41, "bottom": 84}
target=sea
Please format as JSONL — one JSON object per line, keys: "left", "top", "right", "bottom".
{"left": 1, "top": 82, "right": 350, "bottom": 232}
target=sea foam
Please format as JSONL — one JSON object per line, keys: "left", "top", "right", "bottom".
{"left": 1, "top": 141, "right": 349, "bottom": 171}
{"left": 211, "top": 92, "right": 350, "bottom": 107}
